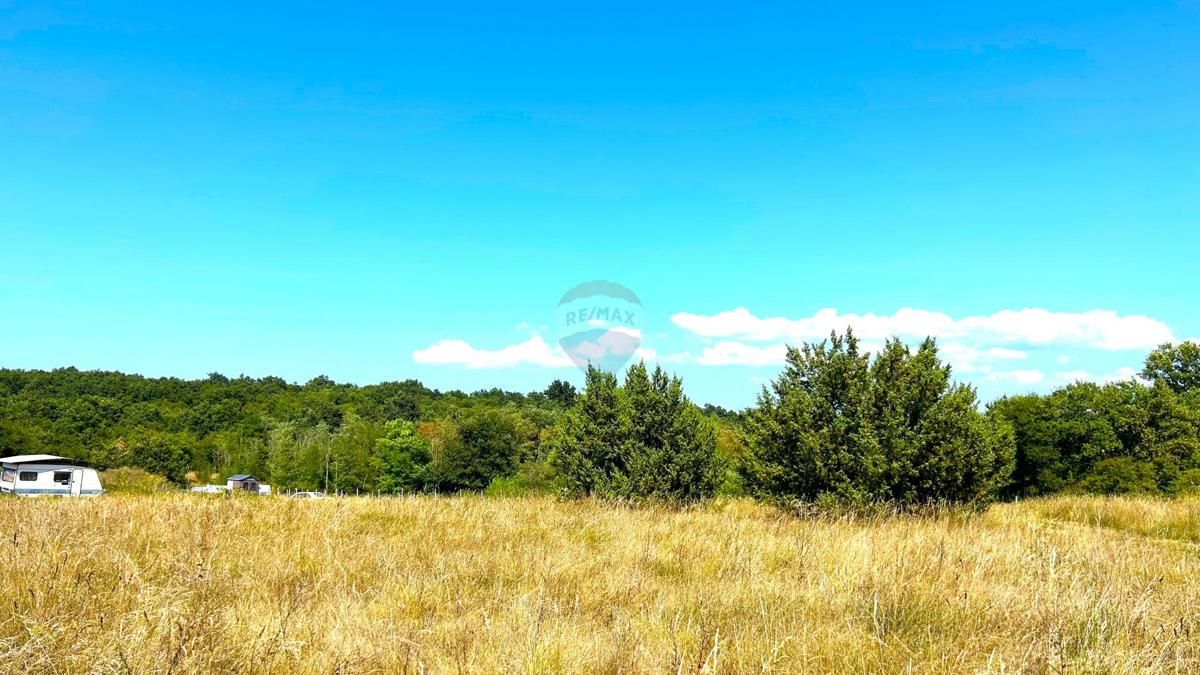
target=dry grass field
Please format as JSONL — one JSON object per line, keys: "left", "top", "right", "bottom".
{"left": 2, "top": 494, "right": 1199, "bottom": 674}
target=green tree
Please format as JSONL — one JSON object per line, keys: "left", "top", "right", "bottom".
{"left": 551, "top": 364, "right": 719, "bottom": 501}
{"left": 433, "top": 410, "right": 521, "bottom": 491}
{"left": 747, "top": 331, "right": 1014, "bottom": 506}
{"left": 744, "top": 331, "right": 876, "bottom": 502}
{"left": 992, "top": 375, "right": 1200, "bottom": 497}
{"left": 332, "top": 414, "right": 383, "bottom": 493}
{"left": 543, "top": 379, "right": 578, "bottom": 408}
{"left": 1142, "top": 341, "right": 1200, "bottom": 395}
{"left": 382, "top": 395, "right": 421, "bottom": 422}
{"left": 549, "top": 367, "right": 627, "bottom": 496}
{"left": 266, "top": 423, "right": 331, "bottom": 491}
{"left": 115, "top": 431, "right": 194, "bottom": 484}
{"left": 1079, "top": 457, "right": 1158, "bottom": 494}
{"left": 373, "top": 420, "right": 431, "bottom": 493}
{"left": 621, "top": 363, "right": 721, "bottom": 501}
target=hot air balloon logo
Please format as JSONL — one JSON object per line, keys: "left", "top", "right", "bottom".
{"left": 554, "top": 281, "right": 643, "bottom": 373}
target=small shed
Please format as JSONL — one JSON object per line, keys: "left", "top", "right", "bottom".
{"left": 225, "top": 474, "right": 260, "bottom": 493}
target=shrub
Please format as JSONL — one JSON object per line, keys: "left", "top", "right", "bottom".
{"left": 1079, "top": 457, "right": 1159, "bottom": 495}
{"left": 1172, "top": 468, "right": 1200, "bottom": 495}
{"left": 433, "top": 410, "right": 521, "bottom": 492}
{"left": 484, "top": 462, "right": 561, "bottom": 497}
{"left": 550, "top": 363, "right": 721, "bottom": 502}
{"left": 746, "top": 332, "right": 1015, "bottom": 506}
{"left": 100, "top": 467, "right": 173, "bottom": 495}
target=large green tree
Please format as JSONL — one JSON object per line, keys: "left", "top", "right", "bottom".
{"left": 373, "top": 420, "right": 432, "bottom": 493}
{"left": 433, "top": 410, "right": 522, "bottom": 491}
{"left": 746, "top": 331, "right": 1015, "bottom": 505}
{"left": 992, "top": 376, "right": 1200, "bottom": 496}
{"left": 621, "top": 363, "right": 721, "bottom": 501}
{"left": 549, "top": 367, "right": 627, "bottom": 496}
{"left": 1142, "top": 341, "right": 1200, "bottom": 396}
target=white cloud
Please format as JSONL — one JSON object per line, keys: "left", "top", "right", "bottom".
{"left": 857, "top": 342, "right": 883, "bottom": 355}
{"left": 939, "top": 342, "right": 1028, "bottom": 373}
{"left": 987, "top": 369, "right": 1046, "bottom": 385}
{"left": 412, "top": 335, "right": 573, "bottom": 369}
{"left": 670, "top": 307, "right": 1173, "bottom": 351}
{"left": 633, "top": 347, "right": 658, "bottom": 362}
{"left": 1103, "top": 366, "right": 1139, "bottom": 384}
{"left": 666, "top": 336, "right": 1031, "bottom": 371}
{"left": 1052, "top": 367, "right": 1141, "bottom": 385}
{"left": 693, "top": 342, "right": 788, "bottom": 366}
{"left": 987, "top": 347, "right": 1029, "bottom": 360}
{"left": 1055, "top": 370, "right": 1093, "bottom": 382}
{"left": 1057, "top": 355, "right": 1072, "bottom": 365}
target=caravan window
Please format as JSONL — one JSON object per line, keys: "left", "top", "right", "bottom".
{"left": 2, "top": 470, "right": 13, "bottom": 483}
{"left": 18, "top": 472, "right": 37, "bottom": 482}
{"left": 53, "top": 471, "right": 71, "bottom": 485}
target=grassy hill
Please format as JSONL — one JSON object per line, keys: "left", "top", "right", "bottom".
{"left": 2, "top": 494, "right": 1198, "bottom": 673}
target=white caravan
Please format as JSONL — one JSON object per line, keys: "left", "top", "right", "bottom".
{"left": 0, "top": 455, "right": 104, "bottom": 497}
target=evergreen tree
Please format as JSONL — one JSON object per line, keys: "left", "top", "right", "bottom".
{"left": 622, "top": 363, "right": 720, "bottom": 501}
{"left": 747, "top": 330, "right": 1015, "bottom": 505}
{"left": 745, "top": 331, "right": 876, "bottom": 502}
{"left": 551, "top": 363, "right": 719, "bottom": 501}
{"left": 549, "top": 367, "right": 626, "bottom": 495}
{"left": 543, "top": 379, "right": 579, "bottom": 407}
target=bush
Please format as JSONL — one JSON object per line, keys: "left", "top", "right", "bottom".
{"left": 433, "top": 410, "right": 521, "bottom": 492}
{"left": 745, "top": 332, "right": 1015, "bottom": 506}
{"left": 1172, "top": 468, "right": 1200, "bottom": 495}
{"left": 100, "top": 467, "right": 173, "bottom": 495}
{"left": 485, "top": 461, "right": 561, "bottom": 497}
{"left": 484, "top": 462, "right": 561, "bottom": 497}
{"left": 1079, "top": 457, "right": 1159, "bottom": 495}
{"left": 550, "top": 364, "right": 721, "bottom": 502}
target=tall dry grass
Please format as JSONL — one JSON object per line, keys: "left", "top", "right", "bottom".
{"left": 1, "top": 493, "right": 1198, "bottom": 673}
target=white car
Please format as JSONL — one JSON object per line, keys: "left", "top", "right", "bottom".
{"left": 290, "top": 491, "right": 327, "bottom": 499}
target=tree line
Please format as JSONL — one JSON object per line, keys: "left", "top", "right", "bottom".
{"left": 1, "top": 335, "right": 1197, "bottom": 504}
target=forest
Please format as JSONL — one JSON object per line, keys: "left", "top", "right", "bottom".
{"left": 2, "top": 334, "right": 1198, "bottom": 504}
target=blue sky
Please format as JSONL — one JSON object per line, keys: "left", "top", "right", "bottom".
{"left": 2, "top": 1, "right": 1198, "bottom": 407}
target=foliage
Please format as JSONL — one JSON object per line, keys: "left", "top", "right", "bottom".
{"left": 1079, "top": 457, "right": 1159, "bottom": 495}
{"left": 434, "top": 410, "right": 523, "bottom": 491}
{"left": 1141, "top": 341, "right": 1200, "bottom": 395}
{"left": 542, "top": 379, "right": 578, "bottom": 408}
{"left": 745, "top": 332, "right": 1015, "bottom": 505}
{"left": 620, "top": 362, "right": 722, "bottom": 501}
{"left": 3, "top": 335, "right": 1197, "bottom": 504}
{"left": 98, "top": 466, "right": 173, "bottom": 494}
{"left": 373, "top": 420, "right": 431, "bottom": 493}
{"left": 992, "top": 378, "right": 1200, "bottom": 497}
{"left": 0, "top": 368, "right": 565, "bottom": 492}
{"left": 549, "top": 367, "right": 625, "bottom": 496}
{"left": 484, "top": 461, "right": 561, "bottom": 497}
{"left": 551, "top": 363, "right": 721, "bottom": 502}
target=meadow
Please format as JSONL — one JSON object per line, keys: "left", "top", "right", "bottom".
{"left": 2, "top": 494, "right": 1199, "bottom": 674}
